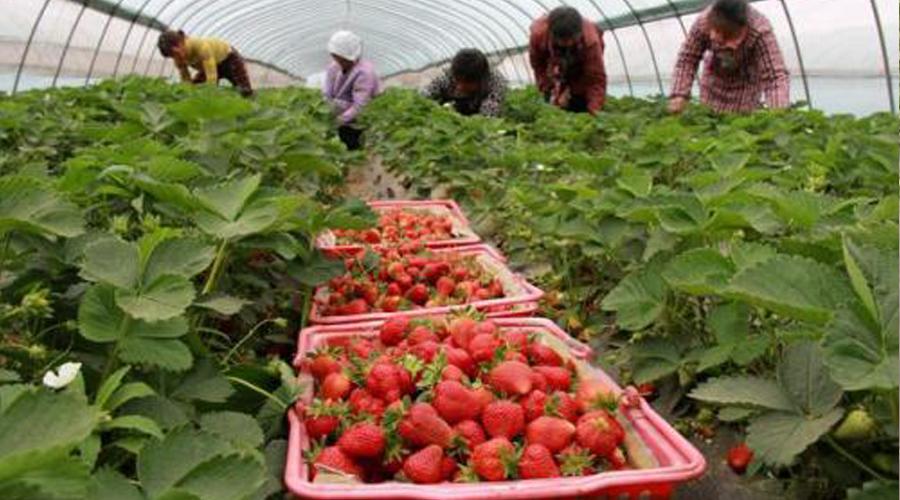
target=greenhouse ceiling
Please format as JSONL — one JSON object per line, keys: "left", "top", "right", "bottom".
{"left": 4, "top": 0, "right": 899, "bottom": 114}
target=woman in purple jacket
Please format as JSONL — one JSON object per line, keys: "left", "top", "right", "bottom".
{"left": 323, "top": 31, "right": 381, "bottom": 150}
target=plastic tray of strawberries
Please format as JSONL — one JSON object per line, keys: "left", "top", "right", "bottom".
{"left": 308, "top": 245, "right": 542, "bottom": 325}
{"left": 316, "top": 200, "right": 481, "bottom": 256}
{"left": 285, "top": 316, "right": 706, "bottom": 499}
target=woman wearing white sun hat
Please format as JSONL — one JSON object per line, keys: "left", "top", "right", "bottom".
{"left": 323, "top": 30, "right": 381, "bottom": 150}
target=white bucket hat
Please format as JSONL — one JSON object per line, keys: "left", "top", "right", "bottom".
{"left": 328, "top": 30, "right": 362, "bottom": 61}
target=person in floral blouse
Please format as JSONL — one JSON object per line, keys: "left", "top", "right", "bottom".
{"left": 423, "top": 49, "right": 507, "bottom": 117}
{"left": 669, "top": 0, "right": 790, "bottom": 114}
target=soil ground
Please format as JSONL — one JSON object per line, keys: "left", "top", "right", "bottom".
{"left": 341, "top": 157, "right": 787, "bottom": 500}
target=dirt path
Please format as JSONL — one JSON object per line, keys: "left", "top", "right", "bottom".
{"left": 343, "top": 155, "right": 409, "bottom": 200}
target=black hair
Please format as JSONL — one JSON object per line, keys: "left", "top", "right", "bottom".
{"left": 157, "top": 30, "right": 186, "bottom": 57}
{"left": 451, "top": 48, "right": 489, "bottom": 83}
{"left": 711, "top": 0, "right": 749, "bottom": 27}
{"left": 549, "top": 6, "right": 583, "bottom": 40}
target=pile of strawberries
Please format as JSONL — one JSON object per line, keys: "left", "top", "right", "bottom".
{"left": 315, "top": 248, "right": 506, "bottom": 316}
{"left": 301, "top": 316, "right": 628, "bottom": 484}
{"left": 334, "top": 209, "right": 455, "bottom": 245}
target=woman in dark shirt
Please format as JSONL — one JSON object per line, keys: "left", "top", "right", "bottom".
{"left": 423, "top": 49, "right": 507, "bottom": 117}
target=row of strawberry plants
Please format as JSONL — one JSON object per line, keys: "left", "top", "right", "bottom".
{"left": 0, "top": 78, "right": 374, "bottom": 498}
{"left": 360, "top": 89, "right": 899, "bottom": 497}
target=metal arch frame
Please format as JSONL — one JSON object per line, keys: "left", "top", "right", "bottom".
{"left": 662, "top": 0, "right": 687, "bottom": 35}
{"left": 583, "top": 0, "right": 635, "bottom": 96}
{"left": 147, "top": 0, "right": 470, "bottom": 78}
{"left": 84, "top": 0, "right": 129, "bottom": 86}
{"left": 52, "top": 0, "right": 90, "bottom": 88}
{"left": 777, "top": 0, "right": 811, "bottom": 107}
{"left": 131, "top": 0, "right": 181, "bottom": 74}
{"left": 11, "top": 0, "right": 53, "bottom": 94}
{"left": 203, "top": 1, "right": 491, "bottom": 77}
{"left": 111, "top": 0, "right": 156, "bottom": 78}
{"left": 617, "top": 0, "right": 665, "bottom": 95}
{"left": 195, "top": 0, "right": 516, "bottom": 79}
{"left": 868, "top": 0, "right": 896, "bottom": 112}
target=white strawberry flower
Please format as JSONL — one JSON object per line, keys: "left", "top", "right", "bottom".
{"left": 43, "top": 362, "right": 82, "bottom": 389}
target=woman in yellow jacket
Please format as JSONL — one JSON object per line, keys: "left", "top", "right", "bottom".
{"left": 157, "top": 30, "right": 253, "bottom": 97}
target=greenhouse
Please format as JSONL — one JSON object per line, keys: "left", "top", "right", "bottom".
{"left": 0, "top": 0, "right": 897, "bottom": 499}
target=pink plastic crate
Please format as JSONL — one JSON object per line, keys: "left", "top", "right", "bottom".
{"left": 308, "top": 245, "right": 541, "bottom": 324}
{"left": 287, "top": 317, "right": 706, "bottom": 499}
{"left": 316, "top": 200, "right": 481, "bottom": 256}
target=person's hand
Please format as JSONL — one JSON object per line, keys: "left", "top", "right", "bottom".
{"left": 552, "top": 87, "right": 571, "bottom": 108}
{"left": 668, "top": 96, "right": 688, "bottom": 114}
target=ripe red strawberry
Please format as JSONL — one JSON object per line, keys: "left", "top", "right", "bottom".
{"left": 321, "top": 372, "right": 351, "bottom": 401}
{"left": 530, "top": 371, "right": 549, "bottom": 393}
{"left": 396, "top": 273, "right": 414, "bottom": 291}
{"left": 342, "top": 298, "right": 369, "bottom": 315}
{"left": 411, "top": 340, "right": 441, "bottom": 363}
{"left": 467, "top": 333, "right": 500, "bottom": 363}
{"left": 408, "top": 325, "right": 439, "bottom": 345}
{"left": 423, "top": 262, "right": 449, "bottom": 283}
{"left": 444, "top": 346, "right": 475, "bottom": 376}
{"left": 441, "top": 455, "right": 459, "bottom": 479}
{"left": 366, "top": 362, "right": 412, "bottom": 403}
{"left": 474, "top": 320, "right": 498, "bottom": 335}
{"left": 473, "top": 385, "right": 494, "bottom": 412}
{"left": 503, "top": 329, "right": 529, "bottom": 351}
{"left": 546, "top": 391, "right": 579, "bottom": 422}
{"left": 558, "top": 444, "right": 596, "bottom": 476}
{"left": 348, "top": 338, "right": 375, "bottom": 359}
{"left": 575, "top": 410, "right": 625, "bottom": 458}
{"left": 488, "top": 361, "right": 534, "bottom": 396}
{"left": 433, "top": 380, "right": 482, "bottom": 424}
{"left": 379, "top": 317, "right": 410, "bottom": 346}
{"left": 526, "top": 416, "right": 576, "bottom": 453}
{"left": 309, "top": 352, "right": 341, "bottom": 381}
{"left": 403, "top": 445, "right": 444, "bottom": 484}
{"left": 607, "top": 446, "right": 629, "bottom": 470}
{"left": 482, "top": 400, "right": 525, "bottom": 439}
{"left": 361, "top": 228, "right": 381, "bottom": 244}
{"left": 527, "top": 343, "right": 564, "bottom": 366}
{"left": 312, "top": 446, "right": 362, "bottom": 479}
{"left": 406, "top": 284, "right": 429, "bottom": 305}
{"left": 337, "top": 422, "right": 385, "bottom": 458}
{"left": 398, "top": 402, "right": 454, "bottom": 448}
{"left": 448, "top": 317, "right": 479, "bottom": 349}
{"left": 349, "top": 388, "right": 385, "bottom": 417}
{"left": 436, "top": 277, "right": 456, "bottom": 298}
{"left": 454, "top": 419, "right": 487, "bottom": 451}
{"left": 387, "top": 261, "right": 406, "bottom": 280}
{"left": 305, "top": 414, "right": 339, "bottom": 440}
{"left": 523, "top": 390, "right": 548, "bottom": 422}
{"left": 533, "top": 366, "right": 571, "bottom": 392}
{"left": 472, "top": 437, "right": 516, "bottom": 481}
{"left": 381, "top": 295, "right": 401, "bottom": 312}
{"left": 385, "top": 282, "right": 403, "bottom": 297}
{"left": 441, "top": 364, "right": 464, "bottom": 381}
{"left": 727, "top": 442, "right": 753, "bottom": 474}
{"left": 576, "top": 380, "right": 618, "bottom": 413}
{"left": 503, "top": 350, "right": 529, "bottom": 364}
{"left": 636, "top": 382, "right": 657, "bottom": 401}
{"left": 518, "top": 443, "right": 561, "bottom": 479}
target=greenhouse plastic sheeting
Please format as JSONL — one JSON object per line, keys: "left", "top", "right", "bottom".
{"left": 2, "top": 0, "right": 897, "bottom": 115}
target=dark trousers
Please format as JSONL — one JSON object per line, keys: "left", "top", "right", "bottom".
{"left": 338, "top": 125, "right": 364, "bottom": 151}
{"left": 192, "top": 51, "right": 254, "bottom": 97}
{"left": 564, "top": 94, "right": 589, "bottom": 113}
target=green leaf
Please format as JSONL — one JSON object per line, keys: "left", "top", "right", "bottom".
{"left": 0, "top": 455, "right": 91, "bottom": 500}
{"left": 194, "top": 175, "right": 261, "bottom": 221}
{"left": 115, "top": 275, "right": 196, "bottom": 322}
{"left": 717, "top": 406, "right": 758, "bottom": 422}
{"left": 824, "top": 240, "right": 898, "bottom": 391}
{"left": 616, "top": 166, "right": 653, "bottom": 197}
{"left": 174, "top": 454, "right": 266, "bottom": 500}
{"left": 102, "top": 415, "right": 164, "bottom": 439}
{"left": 94, "top": 366, "right": 130, "bottom": 409}
{"left": 601, "top": 263, "right": 669, "bottom": 331}
{"left": 725, "top": 255, "right": 852, "bottom": 325}
{"left": 170, "top": 360, "right": 234, "bottom": 403}
{"left": 630, "top": 339, "right": 681, "bottom": 383}
{"left": 0, "top": 390, "right": 99, "bottom": 481}
{"left": 709, "top": 152, "right": 750, "bottom": 176}
{"left": 118, "top": 337, "right": 193, "bottom": 372}
{"left": 708, "top": 302, "right": 750, "bottom": 344}
{"left": 137, "top": 427, "right": 232, "bottom": 499}
{"left": 294, "top": 250, "right": 346, "bottom": 288}
{"left": 847, "top": 481, "right": 899, "bottom": 500}
{"left": 167, "top": 90, "right": 253, "bottom": 124}
{"left": 0, "top": 176, "right": 84, "bottom": 238}
{"left": 662, "top": 248, "right": 735, "bottom": 295}
{"left": 199, "top": 412, "right": 264, "bottom": 449}
{"left": 105, "top": 382, "right": 156, "bottom": 412}
{"left": 689, "top": 376, "right": 794, "bottom": 411}
{"left": 120, "top": 396, "right": 190, "bottom": 431}
{"left": 80, "top": 239, "right": 140, "bottom": 289}
{"left": 746, "top": 408, "right": 843, "bottom": 466}
{"left": 842, "top": 236, "right": 879, "bottom": 323}
{"left": 777, "top": 341, "right": 842, "bottom": 417}
{"left": 88, "top": 468, "right": 143, "bottom": 500}
{"left": 144, "top": 238, "right": 215, "bottom": 284}
{"left": 193, "top": 295, "right": 250, "bottom": 316}
{"left": 193, "top": 199, "right": 280, "bottom": 240}
{"left": 729, "top": 241, "right": 777, "bottom": 271}
{"left": 79, "top": 284, "right": 189, "bottom": 344}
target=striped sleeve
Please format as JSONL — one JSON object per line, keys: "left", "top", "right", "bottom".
{"left": 670, "top": 15, "right": 709, "bottom": 98}
{"left": 757, "top": 28, "right": 790, "bottom": 109}
{"left": 478, "top": 72, "right": 507, "bottom": 117}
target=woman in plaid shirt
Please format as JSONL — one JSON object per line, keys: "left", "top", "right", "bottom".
{"left": 668, "top": 0, "right": 790, "bottom": 114}
{"left": 423, "top": 49, "right": 507, "bottom": 117}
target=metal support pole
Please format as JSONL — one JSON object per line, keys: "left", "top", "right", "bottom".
{"left": 12, "top": 0, "right": 53, "bottom": 94}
